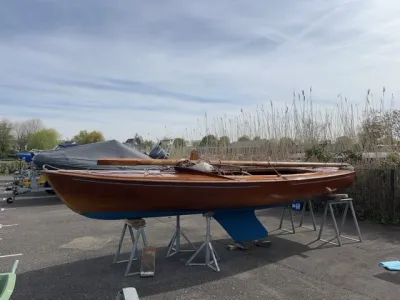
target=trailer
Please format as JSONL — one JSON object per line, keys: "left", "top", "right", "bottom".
{"left": 3, "top": 139, "right": 174, "bottom": 204}
{"left": 3, "top": 167, "right": 54, "bottom": 204}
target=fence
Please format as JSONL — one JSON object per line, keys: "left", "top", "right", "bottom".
{"left": 342, "top": 166, "right": 400, "bottom": 225}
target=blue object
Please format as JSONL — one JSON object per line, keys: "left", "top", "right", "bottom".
{"left": 15, "top": 152, "right": 33, "bottom": 163}
{"left": 379, "top": 261, "right": 400, "bottom": 271}
{"left": 82, "top": 203, "right": 295, "bottom": 242}
{"left": 291, "top": 200, "right": 304, "bottom": 211}
{"left": 148, "top": 146, "right": 169, "bottom": 159}
{"left": 83, "top": 202, "right": 290, "bottom": 220}
{"left": 85, "top": 209, "right": 270, "bottom": 242}
{"left": 213, "top": 209, "right": 268, "bottom": 241}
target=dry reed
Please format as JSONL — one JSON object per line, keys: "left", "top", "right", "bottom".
{"left": 168, "top": 88, "right": 400, "bottom": 225}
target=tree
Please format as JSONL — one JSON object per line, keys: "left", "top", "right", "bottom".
{"left": 199, "top": 134, "right": 218, "bottom": 147}
{"left": 173, "top": 138, "right": 186, "bottom": 148}
{"left": 381, "top": 152, "right": 400, "bottom": 167}
{"left": 0, "top": 119, "right": 14, "bottom": 158}
{"left": 382, "top": 109, "right": 400, "bottom": 145}
{"left": 305, "top": 143, "right": 333, "bottom": 162}
{"left": 124, "top": 134, "right": 155, "bottom": 151}
{"left": 128, "top": 133, "right": 145, "bottom": 148}
{"left": 218, "top": 136, "right": 230, "bottom": 147}
{"left": 134, "top": 133, "right": 144, "bottom": 147}
{"left": 238, "top": 135, "right": 251, "bottom": 142}
{"left": 143, "top": 140, "right": 155, "bottom": 151}
{"left": 358, "top": 115, "right": 384, "bottom": 149}
{"left": 335, "top": 136, "right": 356, "bottom": 151}
{"left": 13, "top": 118, "right": 44, "bottom": 151}
{"left": 86, "top": 131, "right": 105, "bottom": 144}
{"left": 191, "top": 140, "right": 201, "bottom": 147}
{"left": 27, "top": 128, "right": 61, "bottom": 150}
{"left": 279, "top": 137, "right": 295, "bottom": 149}
{"left": 72, "top": 130, "right": 105, "bottom": 145}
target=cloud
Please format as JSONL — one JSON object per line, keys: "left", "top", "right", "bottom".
{"left": 1, "top": 0, "right": 400, "bottom": 142}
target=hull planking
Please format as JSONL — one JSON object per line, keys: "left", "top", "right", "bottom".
{"left": 43, "top": 168, "right": 356, "bottom": 220}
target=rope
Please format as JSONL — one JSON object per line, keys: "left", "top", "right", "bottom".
{"left": 266, "top": 157, "right": 288, "bottom": 180}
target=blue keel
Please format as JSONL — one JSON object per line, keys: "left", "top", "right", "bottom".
{"left": 213, "top": 209, "right": 268, "bottom": 242}
{"left": 379, "top": 261, "right": 400, "bottom": 271}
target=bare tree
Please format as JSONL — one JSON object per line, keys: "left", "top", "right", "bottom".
{"left": 12, "top": 119, "right": 44, "bottom": 151}
{"left": 0, "top": 119, "right": 14, "bottom": 157}
{"left": 13, "top": 122, "right": 28, "bottom": 151}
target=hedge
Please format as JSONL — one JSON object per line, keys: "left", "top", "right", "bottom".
{"left": 0, "top": 160, "right": 28, "bottom": 175}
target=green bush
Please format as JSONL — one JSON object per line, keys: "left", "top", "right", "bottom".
{"left": 0, "top": 160, "right": 28, "bottom": 175}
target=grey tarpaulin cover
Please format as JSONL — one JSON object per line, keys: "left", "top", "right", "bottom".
{"left": 32, "top": 139, "right": 151, "bottom": 170}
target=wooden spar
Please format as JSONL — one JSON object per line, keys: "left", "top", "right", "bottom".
{"left": 97, "top": 158, "right": 182, "bottom": 166}
{"left": 173, "top": 166, "right": 237, "bottom": 180}
{"left": 97, "top": 158, "right": 353, "bottom": 169}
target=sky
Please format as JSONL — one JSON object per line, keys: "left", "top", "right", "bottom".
{"left": 1, "top": 0, "right": 400, "bottom": 142}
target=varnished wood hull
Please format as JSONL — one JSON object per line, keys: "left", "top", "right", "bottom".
{"left": 43, "top": 168, "right": 356, "bottom": 220}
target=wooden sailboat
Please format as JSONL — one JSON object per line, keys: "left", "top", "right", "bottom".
{"left": 42, "top": 157, "right": 356, "bottom": 220}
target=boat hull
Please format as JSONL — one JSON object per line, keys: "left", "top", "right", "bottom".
{"left": 43, "top": 168, "right": 356, "bottom": 220}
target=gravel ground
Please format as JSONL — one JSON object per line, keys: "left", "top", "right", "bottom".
{"left": 0, "top": 180, "right": 399, "bottom": 300}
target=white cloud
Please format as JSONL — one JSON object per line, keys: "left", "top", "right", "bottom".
{"left": 1, "top": 0, "right": 400, "bottom": 142}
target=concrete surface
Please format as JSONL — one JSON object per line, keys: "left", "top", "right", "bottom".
{"left": 0, "top": 175, "right": 13, "bottom": 183}
{"left": 0, "top": 181, "right": 400, "bottom": 300}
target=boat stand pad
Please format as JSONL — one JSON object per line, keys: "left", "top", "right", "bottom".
{"left": 379, "top": 261, "right": 400, "bottom": 271}
{"left": 213, "top": 209, "right": 268, "bottom": 242}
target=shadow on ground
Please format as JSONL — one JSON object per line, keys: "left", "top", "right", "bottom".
{"left": 13, "top": 236, "right": 312, "bottom": 299}
{"left": 374, "top": 272, "right": 400, "bottom": 285}
{"left": 258, "top": 206, "right": 400, "bottom": 246}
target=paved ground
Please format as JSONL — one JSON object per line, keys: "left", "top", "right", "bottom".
{"left": 0, "top": 175, "right": 400, "bottom": 300}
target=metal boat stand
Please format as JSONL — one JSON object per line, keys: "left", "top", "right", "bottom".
{"left": 166, "top": 215, "right": 196, "bottom": 258}
{"left": 279, "top": 199, "right": 316, "bottom": 233}
{"left": 114, "top": 219, "right": 150, "bottom": 277}
{"left": 186, "top": 212, "right": 220, "bottom": 272}
{"left": 317, "top": 194, "right": 363, "bottom": 246}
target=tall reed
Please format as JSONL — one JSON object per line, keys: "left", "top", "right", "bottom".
{"left": 169, "top": 88, "right": 400, "bottom": 225}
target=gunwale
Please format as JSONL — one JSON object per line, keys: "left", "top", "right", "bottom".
{"left": 43, "top": 168, "right": 355, "bottom": 184}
